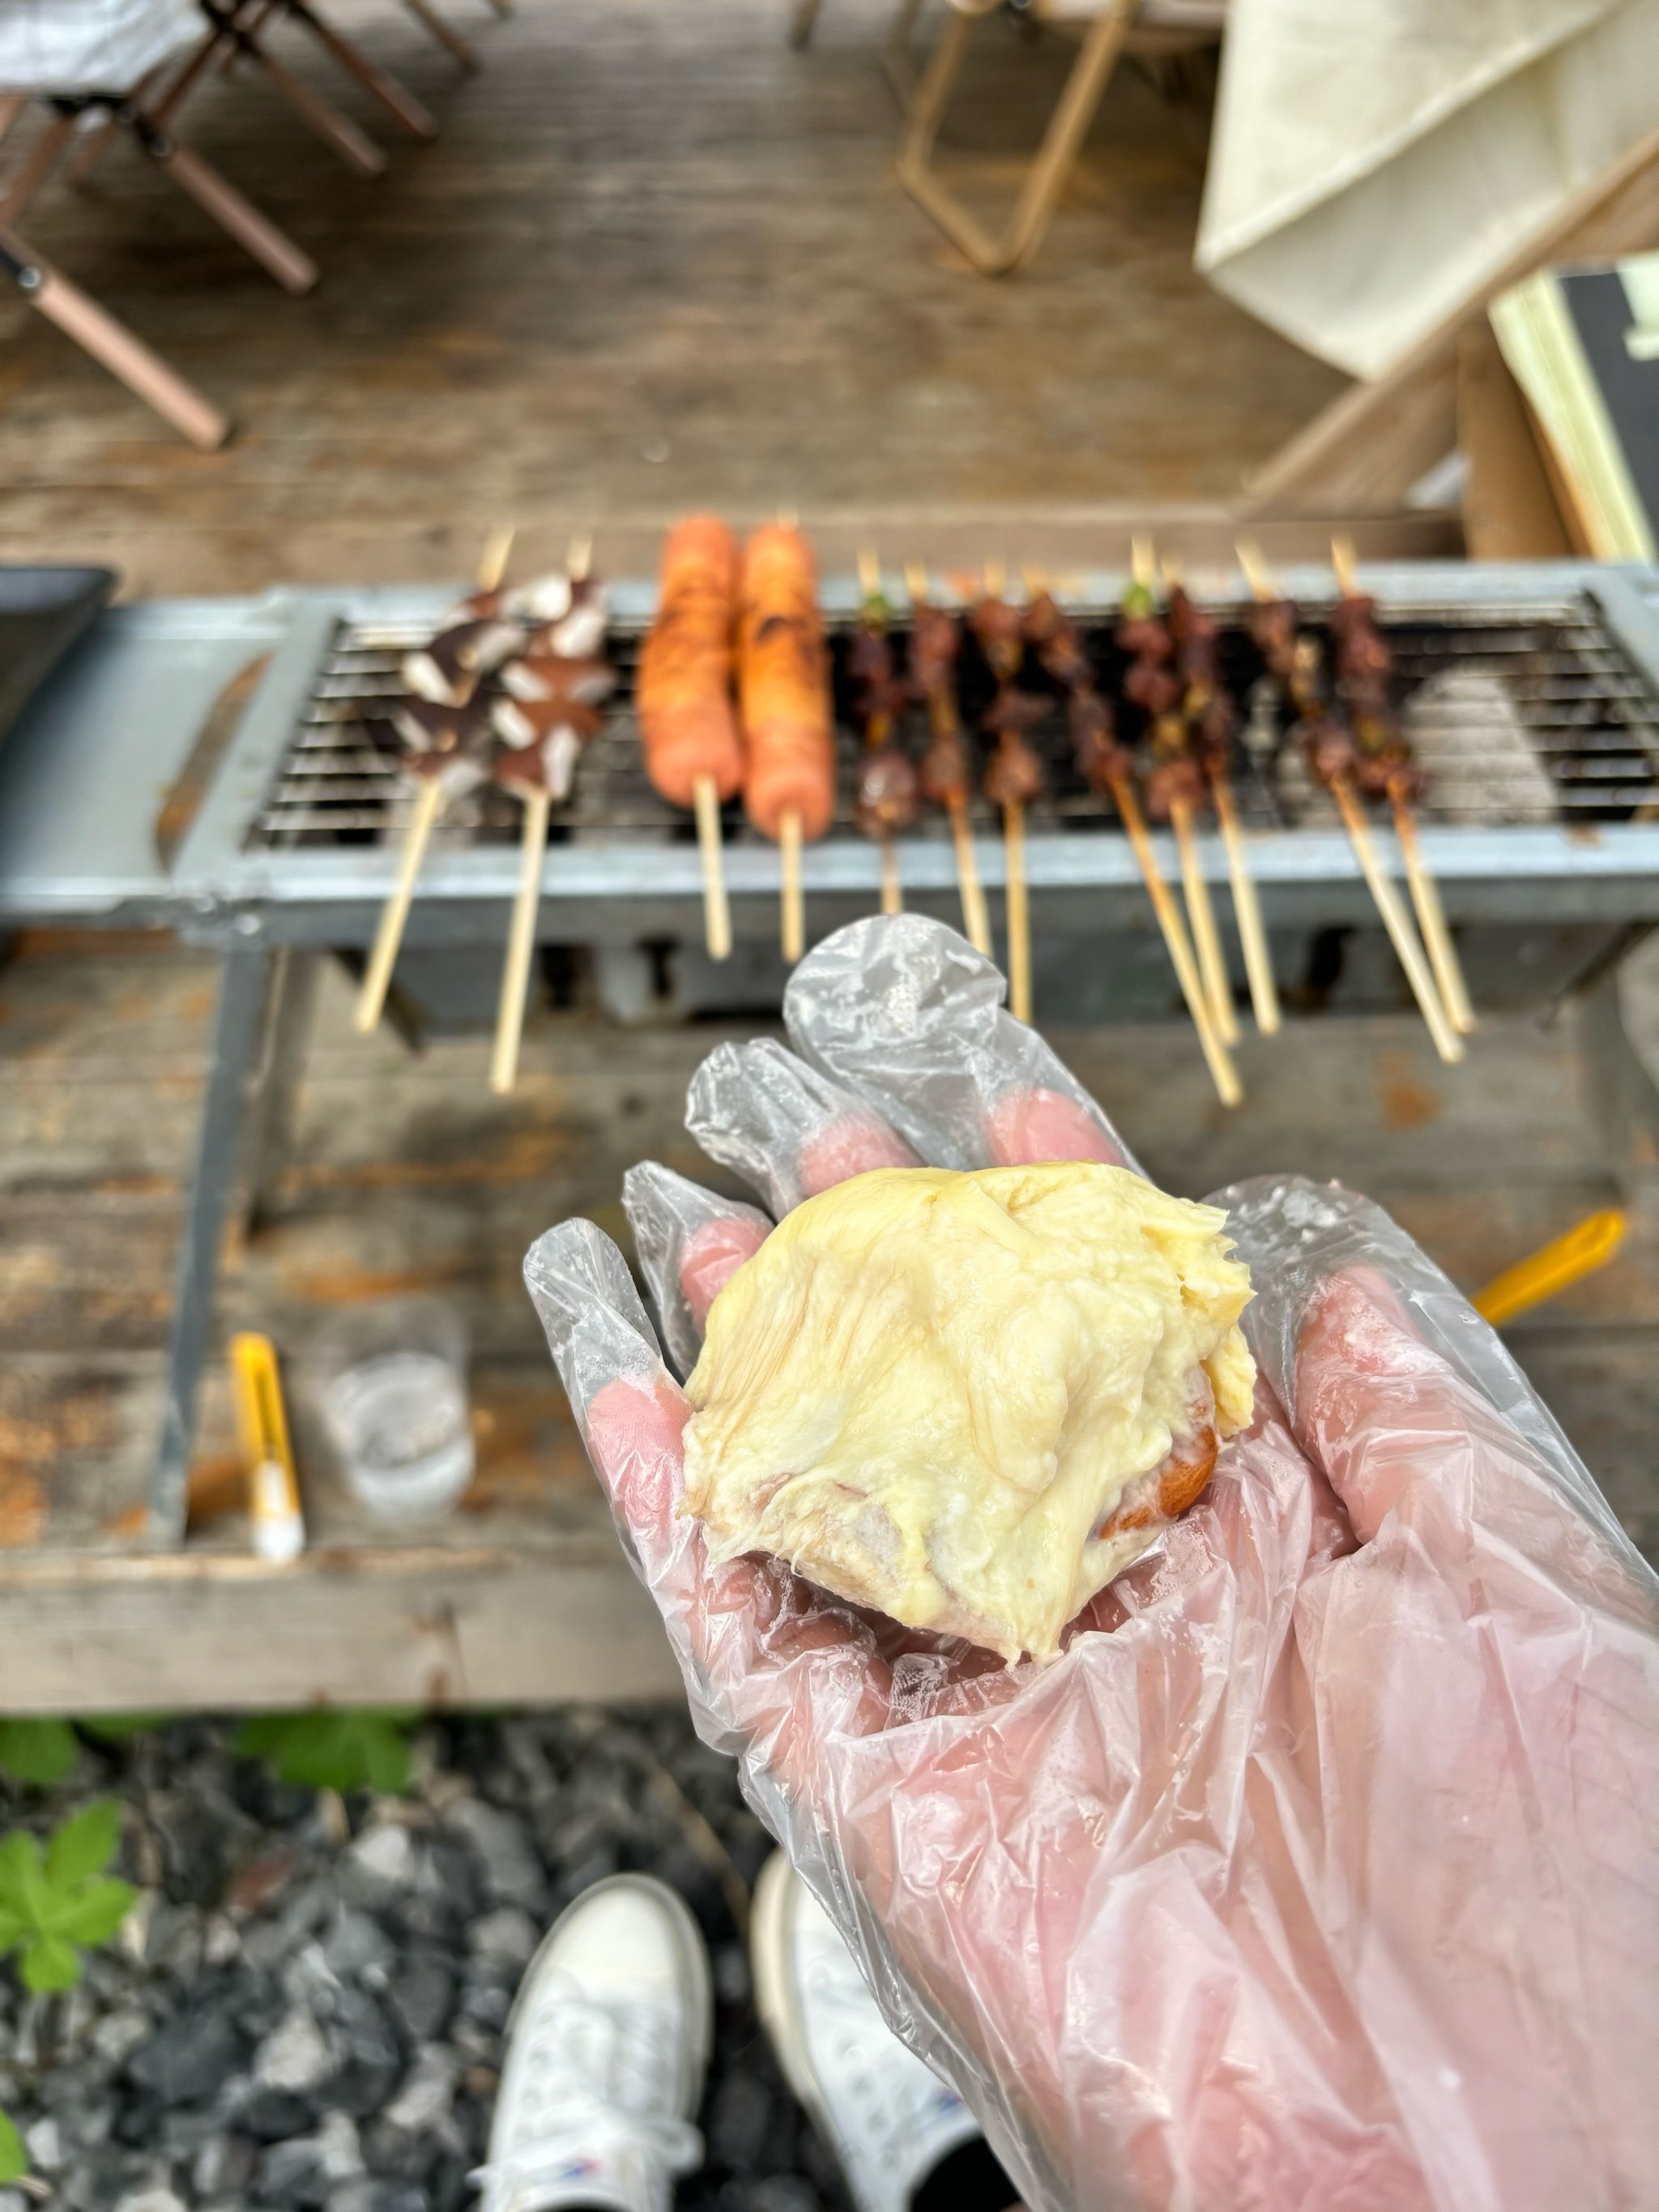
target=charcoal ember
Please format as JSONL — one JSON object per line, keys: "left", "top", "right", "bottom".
{"left": 854, "top": 747, "right": 920, "bottom": 837}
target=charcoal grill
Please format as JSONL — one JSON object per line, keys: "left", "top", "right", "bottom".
{"left": 5, "top": 557, "right": 1659, "bottom": 1544}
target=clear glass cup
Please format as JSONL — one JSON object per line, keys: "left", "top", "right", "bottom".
{"left": 309, "top": 1297, "right": 474, "bottom": 1522}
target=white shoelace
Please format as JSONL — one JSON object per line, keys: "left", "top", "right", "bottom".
{"left": 471, "top": 1985, "right": 702, "bottom": 2210}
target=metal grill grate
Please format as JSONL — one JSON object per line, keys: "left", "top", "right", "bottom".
{"left": 244, "top": 591, "right": 1659, "bottom": 852}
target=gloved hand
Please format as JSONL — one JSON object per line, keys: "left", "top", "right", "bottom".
{"left": 526, "top": 916, "right": 1659, "bottom": 2212}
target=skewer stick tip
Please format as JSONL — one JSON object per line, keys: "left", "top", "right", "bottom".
{"left": 856, "top": 546, "right": 881, "bottom": 601}
{"left": 1130, "top": 534, "right": 1157, "bottom": 592}
{"left": 693, "top": 772, "right": 732, "bottom": 963}
{"left": 567, "top": 532, "right": 593, "bottom": 582}
{"left": 983, "top": 557, "right": 1008, "bottom": 600}
{"left": 903, "top": 560, "right": 930, "bottom": 605}
{"left": 476, "top": 523, "right": 514, "bottom": 595}
{"left": 1235, "top": 537, "right": 1273, "bottom": 604}
{"left": 1330, "top": 533, "right": 1358, "bottom": 600}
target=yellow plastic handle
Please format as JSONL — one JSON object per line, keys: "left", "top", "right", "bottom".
{"left": 229, "top": 1332, "right": 304, "bottom": 1560}
{"left": 1473, "top": 1209, "right": 1628, "bottom": 1329}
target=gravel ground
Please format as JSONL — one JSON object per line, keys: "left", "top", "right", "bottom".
{"left": 0, "top": 1712, "right": 842, "bottom": 2212}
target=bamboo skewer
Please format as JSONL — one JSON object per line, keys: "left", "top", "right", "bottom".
{"left": 1392, "top": 792, "right": 1474, "bottom": 1035}
{"left": 1239, "top": 537, "right": 1461, "bottom": 1063}
{"left": 356, "top": 527, "right": 515, "bottom": 1035}
{"left": 880, "top": 835, "right": 902, "bottom": 916}
{"left": 1112, "top": 775, "right": 1242, "bottom": 1108}
{"left": 780, "top": 807, "right": 804, "bottom": 963}
{"left": 906, "top": 559, "right": 989, "bottom": 954}
{"left": 490, "top": 782, "right": 550, "bottom": 1094}
{"left": 693, "top": 771, "right": 731, "bottom": 961}
{"left": 1330, "top": 535, "right": 1474, "bottom": 1037}
{"left": 1212, "top": 775, "right": 1281, "bottom": 1035}
{"left": 1170, "top": 793, "right": 1238, "bottom": 1044}
{"left": 948, "top": 796, "right": 992, "bottom": 955}
{"left": 1003, "top": 796, "right": 1032, "bottom": 1023}
{"left": 1330, "top": 776, "right": 1464, "bottom": 1065}
{"left": 356, "top": 774, "right": 443, "bottom": 1033}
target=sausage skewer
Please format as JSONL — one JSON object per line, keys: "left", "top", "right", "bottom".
{"left": 488, "top": 543, "right": 615, "bottom": 1095}
{"left": 356, "top": 530, "right": 516, "bottom": 1035}
{"left": 1238, "top": 540, "right": 1462, "bottom": 1066}
{"left": 1162, "top": 558, "right": 1280, "bottom": 1036}
{"left": 904, "top": 562, "right": 992, "bottom": 956}
{"left": 637, "top": 517, "right": 746, "bottom": 963}
{"left": 852, "top": 549, "right": 920, "bottom": 918}
{"left": 739, "top": 523, "right": 836, "bottom": 966}
{"left": 1331, "top": 536, "right": 1473, "bottom": 1035}
{"left": 972, "top": 562, "right": 1040, "bottom": 1023}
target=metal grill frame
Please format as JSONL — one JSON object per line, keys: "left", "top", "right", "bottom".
{"left": 154, "top": 561, "right": 1659, "bottom": 951}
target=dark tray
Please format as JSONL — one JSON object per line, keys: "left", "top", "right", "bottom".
{"left": 0, "top": 565, "right": 118, "bottom": 749}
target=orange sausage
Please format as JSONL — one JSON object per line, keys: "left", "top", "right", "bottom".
{"left": 637, "top": 517, "right": 744, "bottom": 808}
{"left": 739, "top": 524, "right": 837, "bottom": 843}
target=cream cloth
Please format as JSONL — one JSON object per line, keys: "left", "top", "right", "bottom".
{"left": 1196, "top": 0, "right": 1659, "bottom": 378}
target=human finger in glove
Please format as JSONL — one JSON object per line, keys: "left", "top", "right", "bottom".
{"left": 526, "top": 915, "right": 1659, "bottom": 2212}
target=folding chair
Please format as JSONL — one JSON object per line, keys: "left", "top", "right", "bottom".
{"left": 896, "top": 0, "right": 1225, "bottom": 276}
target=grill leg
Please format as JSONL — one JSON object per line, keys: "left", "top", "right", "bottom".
{"left": 1575, "top": 956, "right": 1659, "bottom": 1211}
{"left": 151, "top": 946, "right": 277, "bottom": 1549}
{"left": 244, "top": 947, "right": 322, "bottom": 1234}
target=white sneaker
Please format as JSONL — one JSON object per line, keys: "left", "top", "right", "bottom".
{"left": 751, "top": 1852, "right": 981, "bottom": 2212}
{"left": 474, "top": 1873, "right": 713, "bottom": 2212}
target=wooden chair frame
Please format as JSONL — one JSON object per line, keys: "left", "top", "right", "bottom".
{"left": 895, "top": 0, "right": 1217, "bottom": 276}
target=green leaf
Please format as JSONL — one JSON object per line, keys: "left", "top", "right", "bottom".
{"left": 20, "top": 1933, "right": 80, "bottom": 1993}
{"left": 0, "top": 1831, "right": 47, "bottom": 1927}
{"left": 0, "top": 1907, "right": 25, "bottom": 1953}
{"left": 77, "top": 1714, "right": 166, "bottom": 1744}
{"left": 45, "top": 1800, "right": 120, "bottom": 1889}
{"left": 0, "top": 2109, "right": 25, "bottom": 2185}
{"left": 237, "top": 1710, "right": 415, "bottom": 1796}
{"left": 54, "top": 1878, "right": 134, "bottom": 1947}
{"left": 0, "top": 1719, "right": 78, "bottom": 1787}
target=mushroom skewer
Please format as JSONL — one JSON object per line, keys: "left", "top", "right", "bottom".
{"left": 1163, "top": 564, "right": 1281, "bottom": 1037}
{"left": 1122, "top": 545, "right": 1237, "bottom": 1046}
{"left": 851, "top": 549, "right": 920, "bottom": 917}
{"left": 971, "top": 564, "right": 1042, "bottom": 1023}
{"left": 1238, "top": 540, "right": 1463, "bottom": 1066}
{"left": 1331, "top": 536, "right": 1473, "bottom": 1036}
{"left": 356, "top": 530, "right": 519, "bottom": 1035}
{"left": 904, "top": 562, "right": 992, "bottom": 956}
{"left": 488, "top": 547, "right": 616, "bottom": 1095}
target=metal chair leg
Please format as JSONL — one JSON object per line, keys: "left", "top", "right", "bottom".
{"left": 898, "top": 0, "right": 1136, "bottom": 275}
{"left": 196, "top": 1, "right": 388, "bottom": 175}
{"left": 0, "top": 109, "right": 77, "bottom": 226}
{"left": 127, "top": 114, "right": 319, "bottom": 294}
{"left": 402, "top": 0, "right": 480, "bottom": 70}
{"left": 1, "top": 227, "right": 231, "bottom": 449}
{"left": 282, "top": 0, "right": 439, "bottom": 139}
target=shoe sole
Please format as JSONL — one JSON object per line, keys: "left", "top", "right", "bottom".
{"left": 750, "top": 1849, "right": 834, "bottom": 2141}
{"left": 505, "top": 1869, "right": 714, "bottom": 2126}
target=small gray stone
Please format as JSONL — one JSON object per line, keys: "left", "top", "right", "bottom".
{"left": 467, "top": 1907, "right": 539, "bottom": 1969}
{"left": 386, "top": 1958, "right": 454, "bottom": 2043}
{"left": 128, "top": 2011, "right": 242, "bottom": 2106}
{"left": 243, "top": 1881, "right": 333, "bottom": 1971}
{"left": 283, "top": 1938, "right": 344, "bottom": 2020}
{"left": 193, "top": 2133, "right": 255, "bottom": 2199}
{"left": 384, "top": 2045, "right": 458, "bottom": 2136}
{"left": 112, "top": 2190, "right": 187, "bottom": 2212}
{"left": 445, "top": 1803, "right": 544, "bottom": 1911}
{"left": 204, "top": 1913, "right": 241, "bottom": 1966}
{"left": 321, "top": 1909, "right": 395, "bottom": 1983}
{"left": 254, "top": 2007, "right": 335, "bottom": 2095}
{"left": 0, "top": 2190, "right": 27, "bottom": 2212}
{"left": 25, "top": 2116, "right": 62, "bottom": 2171}
{"left": 340, "top": 1826, "right": 418, "bottom": 1909}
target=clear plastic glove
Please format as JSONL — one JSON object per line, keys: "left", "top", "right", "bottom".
{"left": 525, "top": 916, "right": 1659, "bottom": 2212}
